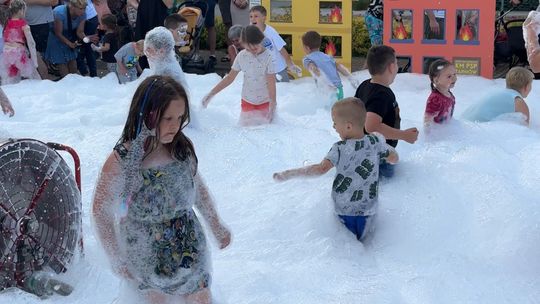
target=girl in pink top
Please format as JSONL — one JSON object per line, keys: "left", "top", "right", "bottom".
{"left": 1, "top": 0, "right": 40, "bottom": 84}
{"left": 424, "top": 59, "right": 457, "bottom": 127}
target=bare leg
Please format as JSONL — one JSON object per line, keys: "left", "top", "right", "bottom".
{"left": 58, "top": 63, "right": 69, "bottom": 77}
{"left": 185, "top": 288, "right": 211, "bottom": 304}
{"left": 36, "top": 53, "right": 51, "bottom": 80}
{"left": 67, "top": 60, "right": 79, "bottom": 74}
{"left": 207, "top": 26, "right": 216, "bottom": 57}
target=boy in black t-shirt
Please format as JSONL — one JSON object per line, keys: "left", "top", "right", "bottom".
{"left": 355, "top": 45, "right": 418, "bottom": 177}
{"left": 91, "top": 14, "right": 119, "bottom": 77}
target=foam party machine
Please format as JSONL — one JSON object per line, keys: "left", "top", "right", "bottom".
{"left": 0, "top": 139, "right": 82, "bottom": 298}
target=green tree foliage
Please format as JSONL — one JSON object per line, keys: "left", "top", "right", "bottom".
{"left": 352, "top": 16, "right": 372, "bottom": 57}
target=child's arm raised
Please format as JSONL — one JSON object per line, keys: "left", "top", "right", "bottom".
{"left": 202, "top": 69, "right": 240, "bottom": 108}
{"left": 22, "top": 25, "right": 38, "bottom": 68}
{"left": 194, "top": 174, "right": 231, "bottom": 249}
{"left": 274, "top": 159, "right": 334, "bottom": 182}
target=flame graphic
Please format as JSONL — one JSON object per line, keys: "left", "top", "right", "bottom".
{"left": 394, "top": 22, "right": 408, "bottom": 40}
{"left": 329, "top": 6, "right": 342, "bottom": 23}
{"left": 325, "top": 40, "right": 336, "bottom": 57}
{"left": 459, "top": 24, "right": 474, "bottom": 41}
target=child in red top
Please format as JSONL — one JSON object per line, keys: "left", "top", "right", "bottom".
{"left": 424, "top": 59, "right": 457, "bottom": 127}
{"left": 1, "top": 0, "right": 40, "bottom": 85}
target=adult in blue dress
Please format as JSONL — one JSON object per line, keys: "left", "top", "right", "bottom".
{"left": 44, "top": 0, "right": 88, "bottom": 77}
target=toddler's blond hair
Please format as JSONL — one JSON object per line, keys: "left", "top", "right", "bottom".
{"left": 506, "top": 67, "right": 534, "bottom": 92}
{"left": 332, "top": 97, "right": 367, "bottom": 128}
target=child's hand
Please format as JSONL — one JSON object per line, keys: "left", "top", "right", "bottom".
{"left": 90, "top": 44, "right": 100, "bottom": 52}
{"left": 214, "top": 224, "right": 231, "bottom": 249}
{"left": 273, "top": 171, "right": 288, "bottom": 182}
{"left": 0, "top": 100, "right": 14, "bottom": 117}
{"left": 402, "top": 127, "right": 419, "bottom": 144}
{"left": 88, "top": 34, "right": 99, "bottom": 44}
{"left": 201, "top": 93, "right": 214, "bottom": 108}
{"left": 289, "top": 64, "right": 303, "bottom": 77}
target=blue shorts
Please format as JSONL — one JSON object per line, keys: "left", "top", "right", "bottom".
{"left": 379, "top": 160, "right": 395, "bottom": 178}
{"left": 338, "top": 214, "right": 374, "bottom": 241}
{"left": 204, "top": 0, "right": 217, "bottom": 27}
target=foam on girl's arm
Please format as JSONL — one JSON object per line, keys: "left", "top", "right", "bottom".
{"left": 92, "top": 153, "right": 125, "bottom": 271}
{"left": 194, "top": 174, "right": 231, "bottom": 249}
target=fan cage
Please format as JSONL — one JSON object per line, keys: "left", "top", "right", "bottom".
{"left": 0, "top": 139, "right": 82, "bottom": 291}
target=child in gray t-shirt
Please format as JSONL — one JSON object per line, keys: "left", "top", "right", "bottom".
{"left": 274, "top": 97, "right": 398, "bottom": 241}
{"left": 114, "top": 39, "right": 144, "bottom": 84}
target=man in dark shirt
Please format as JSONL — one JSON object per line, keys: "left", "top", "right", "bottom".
{"left": 354, "top": 45, "right": 418, "bottom": 177}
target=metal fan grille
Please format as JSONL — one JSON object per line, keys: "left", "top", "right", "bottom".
{"left": 0, "top": 139, "right": 81, "bottom": 289}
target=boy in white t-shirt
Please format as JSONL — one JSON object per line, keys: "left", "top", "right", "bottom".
{"left": 249, "top": 5, "right": 301, "bottom": 82}
{"left": 201, "top": 25, "right": 276, "bottom": 125}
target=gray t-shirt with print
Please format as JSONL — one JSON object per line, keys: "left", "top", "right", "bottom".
{"left": 115, "top": 43, "right": 139, "bottom": 70}
{"left": 325, "top": 134, "right": 389, "bottom": 216}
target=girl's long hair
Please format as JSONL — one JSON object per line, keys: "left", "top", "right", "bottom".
{"left": 119, "top": 75, "right": 197, "bottom": 169}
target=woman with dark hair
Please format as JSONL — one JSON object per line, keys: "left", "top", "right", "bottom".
{"left": 93, "top": 75, "right": 231, "bottom": 304}
{"left": 43, "top": 0, "right": 88, "bottom": 77}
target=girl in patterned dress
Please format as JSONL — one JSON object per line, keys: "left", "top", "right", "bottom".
{"left": 1, "top": 0, "right": 40, "bottom": 84}
{"left": 93, "top": 75, "right": 231, "bottom": 304}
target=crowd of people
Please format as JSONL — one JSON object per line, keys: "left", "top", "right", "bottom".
{"left": 0, "top": 1, "right": 539, "bottom": 303}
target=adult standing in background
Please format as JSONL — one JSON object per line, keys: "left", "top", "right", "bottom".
{"left": 25, "top": 0, "right": 58, "bottom": 79}
{"left": 44, "top": 0, "right": 88, "bottom": 77}
{"left": 216, "top": 0, "right": 233, "bottom": 61}
{"left": 230, "top": 0, "right": 249, "bottom": 26}
{"left": 134, "top": 0, "right": 171, "bottom": 69}
{"left": 77, "top": 0, "right": 99, "bottom": 77}
{"left": 201, "top": 0, "right": 218, "bottom": 63}
{"left": 364, "top": 0, "right": 384, "bottom": 46}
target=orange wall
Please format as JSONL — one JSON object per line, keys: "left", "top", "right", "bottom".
{"left": 384, "top": 0, "right": 495, "bottom": 78}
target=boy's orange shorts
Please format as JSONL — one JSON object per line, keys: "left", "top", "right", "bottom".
{"left": 241, "top": 99, "right": 269, "bottom": 113}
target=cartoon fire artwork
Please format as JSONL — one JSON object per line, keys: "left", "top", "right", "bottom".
{"left": 325, "top": 40, "right": 337, "bottom": 57}
{"left": 329, "top": 5, "right": 342, "bottom": 23}
{"left": 394, "top": 21, "right": 408, "bottom": 40}
{"left": 459, "top": 23, "right": 474, "bottom": 41}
